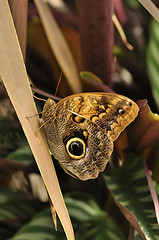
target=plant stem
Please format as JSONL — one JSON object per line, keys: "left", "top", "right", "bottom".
{"left": 76, "top": 0, "right": 114, "bottom": 87}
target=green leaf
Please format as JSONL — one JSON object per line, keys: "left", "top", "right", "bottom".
{"left": 153, "top": 181, "right": 159, "bottom": 198}
{"left": 65, "top": 193, "right": 126, "bottom": 240}
{"left": 0, "top": 118, "right": 27, "bottom": 157}
{"left": 0, "top": 188, "right": 21, "bottom": 204}
{"left": 147, "top": 20, "right": 159, "bottom": 109}
{"left": 10, "top": 208, "right": 65, "bottom": 240}
{"left": 0, "top": 200, "right": 44, "bottom": 222}
{"left": 7, "top": 145, "right": 34, "bottom": 165}
{"left": 0, "top": 191, "right": 46, "bottom": 239}
{"left": 0, "top": 120, "right": 19, "bottom": 149}
{"left": 80, "top": 71, "right": 103, "bottom": 83}
{"left": 64, "top": 193, "right": 106, "bottom": 222}
{"left": 126, "top": 0, "right": 140, "bottom": 9}
{"left": 105, "top": 151, "right": 159, "bottom": 240}
{"left": 10, "top": 193, "right": 126, "bottom": 240}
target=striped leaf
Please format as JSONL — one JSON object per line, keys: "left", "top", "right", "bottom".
{"left": 65, "top": 193, "right": 126, "bottom": 240}
{"left": 10, "top": 208, "right": 65, "bottom": 240}
{"left": 0, "top": 190, "right": 45, "bottom": 239}
{"left": 10, "top": 193, "right": 126, "bottom": 240}
{"left": 147, "top": 19, "right": 159, "bottom": 109}
{"left": 65, "top": 193, "right": 125, "bottom": 240}
{"left": 105, "top": 151, "right": 159, "bottom": 240}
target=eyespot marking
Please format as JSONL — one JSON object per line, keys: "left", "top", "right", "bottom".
{"left": 66, "top": 137, "right": 86, "bottom": 159}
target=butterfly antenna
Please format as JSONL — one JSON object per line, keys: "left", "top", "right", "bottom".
{"left": 54, "top": 72, "right": 62, "bottom": 100}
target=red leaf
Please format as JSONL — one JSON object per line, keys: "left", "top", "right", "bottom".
{"left": 128, "top": 99, "right": 159, "bottom": 152}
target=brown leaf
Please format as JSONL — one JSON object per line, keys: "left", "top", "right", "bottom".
{"left": 117, "top": 202, "right": 146, "bottom": 240}
{"left": 128, "top": 99, "right": 159, "bottom": 152}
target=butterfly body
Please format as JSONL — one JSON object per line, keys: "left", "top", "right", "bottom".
{"left": 42, "top": 93, "right": 139, "bottom": 181}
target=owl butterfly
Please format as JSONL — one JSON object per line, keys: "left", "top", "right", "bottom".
{"left": 42, "top": 93, "right": 139, "bottom": 181}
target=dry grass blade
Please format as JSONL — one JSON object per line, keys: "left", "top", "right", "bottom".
{"left": 112, "top": 14, "right": 133, "bottom": 51}
{"left": 33, "top": 0, "right": 82, "bottom": 93}
{"left": 0, "top": 1, "right": 74, "bottom": 240}
{"left": 138, "top": 0, "right": 159, "bottom": 22}
{"left": 9, "top": 0, "right": 28, "bottom": 59}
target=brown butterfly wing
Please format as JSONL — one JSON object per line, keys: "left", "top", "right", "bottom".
{"left": 42, "top": 93, "right": 139, "bottom": 180}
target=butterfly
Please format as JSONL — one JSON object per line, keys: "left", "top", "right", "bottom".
{"left": 42, "top": 92, "right": 139, "bottom": 181}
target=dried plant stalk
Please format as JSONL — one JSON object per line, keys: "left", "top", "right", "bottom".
{"left": 0, "top": 1, "right": 74, "bottom": 240}
{"left": 34, "top": 0, "right": 82, "bottom": 93}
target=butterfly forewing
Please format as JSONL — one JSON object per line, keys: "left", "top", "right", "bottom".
{"left": 42, "top": 93, "right": 139, "bottom": 180}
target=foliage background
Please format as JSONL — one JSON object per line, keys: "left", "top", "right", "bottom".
{"left": 0, "top": 0, "right": 159, "bottom": 239}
